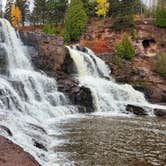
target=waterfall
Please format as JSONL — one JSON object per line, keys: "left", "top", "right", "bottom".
{"left": 67, "top": 46, "right": 166, "bottom": 114}
{"left": 0, "top": 18, "right": 78, "bottom": 165}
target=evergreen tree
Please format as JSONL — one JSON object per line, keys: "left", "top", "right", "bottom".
{"left": 31, "top": 0, "right": 47, "bottom": 24}
{"left": 82, "top": 0, "right": 97, "bottom": 16}
{"left": 15, "top": 0, "right": 29, "bottom": 25}
{"left": 115, "top": 33, "right": 135, "bottom": 60}
{"left": 4, "top": 0, "right": 13, "bottom": 22}
{"left": 109, "top": 0, "right": 136, "bottom": 30}
{"left": 155, "top": 0, "right": 166, "bottom": 27}
{"left": 62, "top": 0, "right": 88, "bottom": 42}
{"left": 46, "top": 0, "right": 67, "bottom": 24}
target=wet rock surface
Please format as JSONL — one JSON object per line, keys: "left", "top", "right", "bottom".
{"left": 46, "top": 71, "right": 94, "bottom": 113}
{"left": 154, "top": 109, "right": 166, "bottom": 117}
{"left": 0, "top": 26, "right": 7, "bottom": 74}
{"left": 126, "top": 104, "right": 148, "bottom": 116}
{"left": 0, "top": 136, "right": 41, "bottom": 166}
{"left": 0, "top": 46, "right": 7, "bottom": 74}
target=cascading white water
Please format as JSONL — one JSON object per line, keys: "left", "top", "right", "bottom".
{"left": 0, "top": 18, "right": 78, "bottom": 166}
{"left": 67, "top": 46, "right": 166, "bottom": 114}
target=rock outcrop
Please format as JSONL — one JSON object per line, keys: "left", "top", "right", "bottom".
{"left": 80, "top": 18, "right": 166, "bottom": 104}
{"left": 47, "top": 71, "right": 94, "bottom": 113}
{"left": 126, "top": 104, "right": 148, "bottom": 116}
{"left": 19, "top": 31, "right": 94, "bottom": 112}
{"left": 154, "top": 109, "right": 166, "bottom": 117}
{"left": 0, "top": 136, "right": 41, "bottom": 166}
{"left": 19, "top": 31, "right": 67, "bottom": 71}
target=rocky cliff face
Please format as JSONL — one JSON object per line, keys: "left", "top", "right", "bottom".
{"left": 80, "top": 18, "right": 166, "bottom": 104}
{"left": 19, "top": 31, "right": 67, "bottom": 71}
{"left": 19, "top": 31, "right": 94, "bottom": 112}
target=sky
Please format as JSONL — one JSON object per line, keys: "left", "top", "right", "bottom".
{"left": 1, "top": 0, "right": 156, "bottom": 12}
{"left": 0, "top": 0, "right": 34, "bottom": 11}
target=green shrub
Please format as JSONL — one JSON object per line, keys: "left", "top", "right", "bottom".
{"left": 155, "top": 52, "right": 166, "bottom": 78}
{"left": 115, "top": 34, "right": 135, "bottom": 60}
{"left": 112, "top": 15, "right": 134, "bottom": 31}
{"left": 62, "top": 0, "right": 88, "bottom": 43}
{"left": 43, "top": 24, "right": 57, "bottom": 35}
{"left": 131, "top": 28, "right": 137, "bottom": 41}
{"left": 155, "top": 6, "right": 166, "bottom": 28}
{"left": 61, "top": 28, "right": 70, "bottom": 43}
{"left": 113, "top": 55, "right": 123, "bottom": 68}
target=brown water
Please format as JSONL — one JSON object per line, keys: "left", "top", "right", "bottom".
{"left": 54, "top": 115, "right": 166, "bottom": 166}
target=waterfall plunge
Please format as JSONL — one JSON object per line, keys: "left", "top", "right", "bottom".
{"left": 0, "top": 18, "right": 78, "bottom": 166}
{"left": 67, "top": 46, "right": 166, "bottom": 114}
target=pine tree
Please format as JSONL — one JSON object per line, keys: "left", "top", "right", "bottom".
{"left": 115, "top": 33, "right": 135, "bottom": 60}
{"left": 62, "top": 0, "right": 88, "bottom": 42}
{"left": 46, "top": 0, "right": 67, "bottom": 24}
{"left": 31, "top": 0, "right": 47, "bottom": 24}
{"left": 15, "top": 0, "right": 29, "bottom": 26}
{"left": 109, "top": 0, "right": 136, "bottom": 30}
{"left": 82, "top": 0, "right": 97, "bottom": 16}
{"left": 4, "top": 0, "right": 13, "bottom": 22}
{"left": 155, "top": 0, "right": 166, "bottom": 27}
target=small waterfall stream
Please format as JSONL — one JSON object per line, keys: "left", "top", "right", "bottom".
{"left": 67, "top": 46, "right": 166, "bottom": 114}
{"left": 0, "top": 18, "right": 78, "bottom": 165}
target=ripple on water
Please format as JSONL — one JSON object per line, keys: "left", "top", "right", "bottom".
{"left": 53, "top": 116, "right": 166, "bottom": 166}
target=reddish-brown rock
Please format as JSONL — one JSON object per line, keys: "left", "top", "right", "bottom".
{"left": 19, "top": 31, "right": 67, "bottom": 71}
{"left": 0, "top": 136, "right": 41, "bottom": 166}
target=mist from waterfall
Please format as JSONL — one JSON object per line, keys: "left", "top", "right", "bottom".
{"left": 0, "top": 18, "right": 78, "bottom": 166}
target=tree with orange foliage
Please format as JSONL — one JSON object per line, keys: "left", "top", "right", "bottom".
{"left": 11, "top": 5, "right": 22, "bottom": 29}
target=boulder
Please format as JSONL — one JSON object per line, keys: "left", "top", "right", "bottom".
{"left": 154, "top": 109, "right": 166, "bottom": 117}
{"left": 126, "top": 104, "right": 148, "bottom": 115}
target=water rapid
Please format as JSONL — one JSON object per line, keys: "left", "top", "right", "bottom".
{"left": 67, "top": 46, "right": 166, "bottom": 114}
{"left": 0, "top": 18, "right": 77, "bottom": 165}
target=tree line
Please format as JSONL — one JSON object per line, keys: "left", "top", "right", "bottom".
{"left": 4, "top": 0, "right": 166, "bottom": 41}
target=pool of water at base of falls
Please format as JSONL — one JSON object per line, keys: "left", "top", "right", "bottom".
{"left": 48, "top": 114, "right": 166, "bottom": 166}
